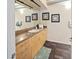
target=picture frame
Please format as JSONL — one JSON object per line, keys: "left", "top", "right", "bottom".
{"left": 42, "top": 12, "right": 49, "bottom": 20}
{"left": 25, "top": 16, "right": 31, "bottom": 22}
{"left": 51, "top": 14, "right": 60, "bottom": 22}
{"left": 32, "top": 13, "right": 38, "bottom": 20}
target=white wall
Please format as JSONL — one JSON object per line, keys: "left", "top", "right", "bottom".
{"left": 15, "top": 3, "right": 71, "bottom": 45}
{"left": 39, "top": 4, "right": 71, "bottom": 45}
{"left": 15, "top": 8, "right": 40, "bottom": 31}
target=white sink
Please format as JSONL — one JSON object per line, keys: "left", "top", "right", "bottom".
{"left": 28, "top": 29, "right": 41, "bottom": 33}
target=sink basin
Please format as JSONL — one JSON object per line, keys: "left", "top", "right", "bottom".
{"left": 28, "top": 29, "right": 41, "bottom": 33}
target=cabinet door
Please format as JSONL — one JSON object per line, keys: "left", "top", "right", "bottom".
{"left": 16, "top": 47, "right": 32, "bottom": 59}
{"left": 31, "top": 29, "right": 48, "bottom": 58}
{"left": 25, "top": 47, "right": 32, "bottom": 59}
{"left": 16, "top": 39, "right": 32, "bottom": 59}
{"left": 39, "top": 29, "right": 47, "bottom": 46}
{"left": 31, "top": 35, "right": 41, "bottom": 58}
{"left": 16, "top": 39, "right": 30, "bottom": 53}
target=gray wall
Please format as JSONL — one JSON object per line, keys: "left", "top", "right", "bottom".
{"left": 7, "top": 0, "right": 15, "bottom": 59}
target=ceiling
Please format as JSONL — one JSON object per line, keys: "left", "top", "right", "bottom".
{"left": 15, "top": 2, "right": 28, "bottom": 9}
{"left": 15, "top": 0, "right": 47, "bottom": 10}
{"left": 46, "top": 0, "right": 69, "bottom": 2}
{"left": 15, "top": 0, "right": 71, "bottom": 9}
{"left": 46, "top": 0, "right": 69, "bottom": 5}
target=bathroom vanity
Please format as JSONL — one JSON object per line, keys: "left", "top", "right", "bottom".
{"left": 16, "top": 28, "right": 48, "bottom": 59}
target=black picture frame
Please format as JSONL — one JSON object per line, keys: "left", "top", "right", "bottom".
{"left": 32, "top": 13, "right": 38, "bottom": 20}
{"left": 25, "top": 16, "right": 31, "bottom": 22}
{"left": 51, "top": 14, "right": 60, "bottom": 22}
{"left": 42, "top": 12, "right": 49, "bottom": 20}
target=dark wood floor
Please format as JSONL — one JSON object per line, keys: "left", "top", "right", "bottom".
{"left": 44, "top": 41, "right": 71, "bottom": 59}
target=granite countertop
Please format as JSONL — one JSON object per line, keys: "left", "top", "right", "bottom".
{"left": 16, "top": 29, "right": 44, "bottom": 45}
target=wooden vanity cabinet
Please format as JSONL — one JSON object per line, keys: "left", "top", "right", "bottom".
{"left": 16, "top": 29, "right": 48, "bottom": 59}
{"left": 16, "top": 38, "right": 32, "bottom": 59}
{"left": 31, "top": 29, "right": 47, "bottom": 58}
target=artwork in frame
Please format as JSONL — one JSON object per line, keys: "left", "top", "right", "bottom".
{"left": 25, "top": 16, "right": 31, "bottom": 22}
{"left": 42, "top": 12, "right": 49, "bottom": 20}
{"left": 32, "top": 13, "right": 38, "bottom": 20}
{"left": 51, "top": 14, "right": 60, "bottom": 22}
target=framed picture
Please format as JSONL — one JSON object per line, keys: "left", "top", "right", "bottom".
{"left": 51, "top": 14, "right": 60, "bottom": 22}
{"left": 25, "top": 16, "right": 31, "bottom": 22}
{"left": 32, "top": 13, "right": 38, "bottom": 20}
{"left": 42, "top": 12, "right": 49, "bottom": 20}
